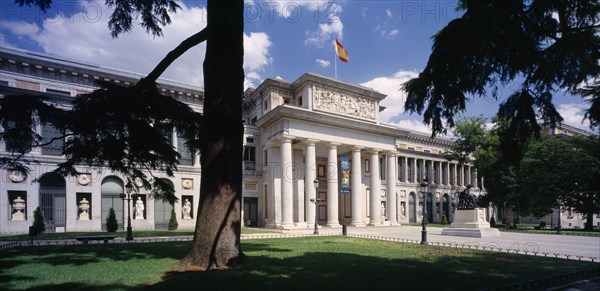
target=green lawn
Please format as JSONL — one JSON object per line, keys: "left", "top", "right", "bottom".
{"left": 0, "top": 236, "right": 596, "bottom": 290}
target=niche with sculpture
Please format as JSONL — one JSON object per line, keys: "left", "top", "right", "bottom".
{"left": 77, "top": 192, "right": 92, "bottom": 220}
{"left": 182, "top": 195, "right": 193, "bottom": 220}
{"left": 9, "top": 191, "right": 27, "bottom": 221}
{"left": 134, "top": 195, "right": 146, "bottom": 220}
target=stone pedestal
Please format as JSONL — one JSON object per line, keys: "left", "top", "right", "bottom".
{"left": 442, "top": 208, "right": 500, "bottom": 238}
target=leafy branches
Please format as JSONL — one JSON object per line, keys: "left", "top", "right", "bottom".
{"left": 403, "top": 0, "right": 600, "bottom": 146}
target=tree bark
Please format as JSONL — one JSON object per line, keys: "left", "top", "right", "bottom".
{"left": 179, "top": 0, "right": 246, "bottom": 269}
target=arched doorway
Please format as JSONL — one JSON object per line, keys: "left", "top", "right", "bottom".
{"left": 101, "top": 177, "right": 124, "bottom": 230}
{"left": 426, "top": 193, "right": 433, "bottom": 223}
{"left": 409, "top": 192, "right": 416, "bottom": 223}
{"left": 39, "top": 173, "right": 66, "bottom": 232}
{"left": 154, "top": 179, "right": 174, "bottom": 229}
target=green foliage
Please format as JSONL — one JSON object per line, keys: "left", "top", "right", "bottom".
{"left": 168, "top": 208, "right": 178, "bottom": 231}
{"left": 32, "top": 206, "right": 45, "bottom": 235}
{"left": 489, "top": 215, "right": 496, "bottom": 227}
{"left": 502, "top": 216, "right": 509, "bottom": 225}
{"left": 106, "top": 208, "right": 118, "bottom": 233}
{"left": 403, "top": 0, "right": 600, "bottom": 155}
{"left": 443, "top": 116, "right": 487, "bottom": 164}
{"left": 441, "top": 211, "right": 448, "bottom": 225}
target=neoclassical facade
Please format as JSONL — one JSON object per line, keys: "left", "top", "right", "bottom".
{"left": 242, "top": 74, "right": 482, "bottom": 228}
{"left": 0, "top": 48, "right": 203, "bottom": 233}
{"left": 1, "top": 47, "right": 482, "bottom": 234}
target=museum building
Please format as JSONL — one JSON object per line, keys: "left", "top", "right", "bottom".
{"left": 0, "top": 47, "right": 483, "bottom": 234}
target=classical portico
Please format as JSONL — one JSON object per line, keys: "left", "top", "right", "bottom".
{"left": 248, "top": 73, "right": 482, "bottom": 229}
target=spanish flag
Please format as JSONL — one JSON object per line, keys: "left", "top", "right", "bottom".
{"left": 335, "top": 39, "right": 349, "bottom": 63}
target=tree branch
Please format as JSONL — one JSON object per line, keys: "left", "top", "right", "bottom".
{"left": 136, "top": 28, "right": 208, "bottom": 90}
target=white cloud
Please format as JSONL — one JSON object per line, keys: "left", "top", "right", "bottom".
{"left": 386, "top": 9, "right": 392, "bottom": 18}
{"left": 315, "top": 58, "right": 331, "bottom": 68}
{"left": 2, "top": 1, "right": 272, "bottom": 88}
{"left": 1, "top": 21, "right": 40, "bottom": 35}
{"left": 360, "top": 70, "right": 419, "bottom": 123}
{"left": 556, "top": 103, "right": 591, "bottom": 129}
{"left": 305, "top": 4, "right": 344, "bottom": 47}
{"left": 387, "top": 119, "right": 433, "bottom": 135}
{"left": 381, "top": 29, "right": 399, "bottom": 39}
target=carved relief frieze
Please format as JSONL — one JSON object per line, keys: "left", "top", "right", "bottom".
{"left": 313, "top": 86, "right": 376, "bottom": 120}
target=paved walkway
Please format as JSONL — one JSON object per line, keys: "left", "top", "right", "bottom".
{"left": 2, "top": 226, "right": 599, "bottom": 262}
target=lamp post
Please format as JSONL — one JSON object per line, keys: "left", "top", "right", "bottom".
{"left": 310, "top": 179, "right": 320, "bottom": 235}
{"left": 556, "top": 196, "right": 562, "bottom": 235}
{"left": 419, "top": 178, "right": 429, "bottom": 245}
{"left": 120, "top": 181, "right": 134, "bottom": 241}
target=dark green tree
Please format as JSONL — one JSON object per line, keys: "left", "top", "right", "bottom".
{"left": 403, "top": 0, "right": 600, "bottom": 163}
{"left": 4, "top": 0, "right": 245, "bottom": 269}
{"left": 32, "top": 206, "right": 45, "bottom": 234}
{"left": 106, "top": 208, "right": 118, "bottom": 233}
{"left": 520, "top": 135, "right": 600, "bottom": 230}
{"left": 168, "top": 208, "right": 178, "bottom": 231}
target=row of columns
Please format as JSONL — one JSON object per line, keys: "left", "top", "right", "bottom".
{"left": 268, "top": 137, "right": 477, "bottom": 229}
{"left": 398, "top": 157, "right": 478, "bottom": 187}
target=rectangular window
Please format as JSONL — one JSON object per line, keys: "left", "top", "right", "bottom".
{"left": 41, "top": 122, "right": 64, "bottom": 156}
{"left": 407, "top": 159, "right": 414, "bottom": 182}
{"left": 379, "top": 156, "right": 386, "bottom": 181}
{"left": 243, "top": 146, "right": 256, "bottom": 171}
{"left": 365, "top": 159, "right": 370, "bottom": 174}
{"left": 177, "top": 130, "right": 193, "bottom": 166}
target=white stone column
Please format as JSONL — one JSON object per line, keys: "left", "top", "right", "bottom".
{"left": 452, "top": 163, "right": 458, "bottom": 186}
{"left": 466, "top": 165, "right": 472, "bottom": 186}
{"left": 473, "top": 168, "right": 479, "bottom": 188}
{"left": 369, "top": 150, "right": 381, "bottom": 225}
{"left": 293, "top": 149, "right": 306, "bottom": 227}
{"left": 402, "top": 156, "right": 408, "bottom": 182}
{"left": 326, "top": 143, "right": 340, "bottom": 227}
{"left": 436, "top": 161, "right": 442, "bottom": 185}
{"left": 413, "top": 158, "right": 419, "bottom": 183}
{"left": 387, "top": 153, "right": 398, "bottom": 225}
{"left": 280, "top": 137, "right": 294, "bottom": 227}
{"left": 265, "top": 145, "right": 281, "bottom": 228}
{"left": 350, "top": 147, "right": 365, "bottom": 226}
{"left": 304, "top": 140, "right": 317, "bottom": 226}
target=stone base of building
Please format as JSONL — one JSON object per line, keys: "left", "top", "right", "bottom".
{"left": 441, "top": 228, "right": 501, "bottom": 238}
{"left": 441, "top": 208, "right": 501, "bottom": 238}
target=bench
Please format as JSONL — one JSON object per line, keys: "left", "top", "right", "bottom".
{"left": 75, "top": 235, "right": 117, "bottom": 244}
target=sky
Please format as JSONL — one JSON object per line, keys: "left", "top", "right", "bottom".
{"left": 0, "top": 0, "right": 595, "bottom": 135}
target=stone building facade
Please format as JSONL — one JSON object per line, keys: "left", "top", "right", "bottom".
{"left": 1, "top": 47, "right": 482, "bottom": 234}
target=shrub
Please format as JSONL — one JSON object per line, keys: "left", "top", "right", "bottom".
{"left": 168, "top": 208, "right": 178, "bottom": 230}
{"left": 441, "top": 211, "right": 448, "bottom": 225}
{"left": 490, "top": 215, "right": 496, "bottom": 227}
{"left": 32, "top": 207, "right": 45, "bottom": 234}
{"left": 106, "top": 208, "right": 118, "bottom": 232}
{"left": 502, "top": 216, "right": 509, "bottom": 225}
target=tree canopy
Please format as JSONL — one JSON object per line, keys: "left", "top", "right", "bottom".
{"left": 403, "top": 0, "right": 600, "bottom": 161}
{"left": 4, "top": 0, "right": 245, "bottom": 269}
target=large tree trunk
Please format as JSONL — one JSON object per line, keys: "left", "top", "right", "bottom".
{"left": 584, "top": 211, "right": 594, "bottom": 231}
{"left": 180, "top": 0, "right": 246, "bottom": 270}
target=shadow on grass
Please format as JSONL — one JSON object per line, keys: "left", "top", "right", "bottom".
{"left": 1, "top": 238, "right": 597, "bottom": 291}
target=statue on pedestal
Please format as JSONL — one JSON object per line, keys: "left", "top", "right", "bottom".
{"left": 182, "top": 199, "right": 192, "bottom": 220}
{"left": 78, "top": 197, "right": 90, "bottom": 220}
{"left": 457, "top": 185, "right": 479, "bottom": 210}
{"left": 135, "top": 196, "right": 145, "bottom": 219}
{"left": 11, "top": 196, "right": 26, "bottom": 221}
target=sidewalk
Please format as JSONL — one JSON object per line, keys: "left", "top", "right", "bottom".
{"left": 3, "top": 226, "right": 599, "bottom": 262}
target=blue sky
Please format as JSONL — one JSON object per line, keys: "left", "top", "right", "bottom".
{"left": 0, "top": 0, "right": 593, "bottom": 134}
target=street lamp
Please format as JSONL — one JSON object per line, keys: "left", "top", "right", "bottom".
{"left": 419, "top": 178, "right": 429, "bottom": 245}
{"left": 310, "top": 179, "right": 320, "bottom": 235}
{"left": 556, "top": 196, "right": 562, "bottom": 235}
{"left": 120, "top": 181, "right": 134, "bottom": 241}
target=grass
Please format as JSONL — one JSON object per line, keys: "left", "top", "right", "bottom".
{"left": 0, "top": 228, "right": 277, "bottom": 241}
{"left": 1, "top": 236, "right": 597, "bottom": 290}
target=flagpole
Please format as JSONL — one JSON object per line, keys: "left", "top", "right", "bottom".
{"left": 334, "top": 39, "right": 338, "bottom": 79}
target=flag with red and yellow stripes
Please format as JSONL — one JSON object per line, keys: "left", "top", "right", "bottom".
{"left": 335, "top": 39, "right": 349, "bottom": 63}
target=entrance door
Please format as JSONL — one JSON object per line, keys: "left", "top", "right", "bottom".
{"left": 243, "top": 197, "right": 258, "bottom": 226}
{"left": 101, "top": 177, "right": 124, "bottom": 230}
{"left": 409, "top": 192, "right": 416, "bottom": 223}
{"left": 39, "top": 173, "right": 66, "bottom": 232}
